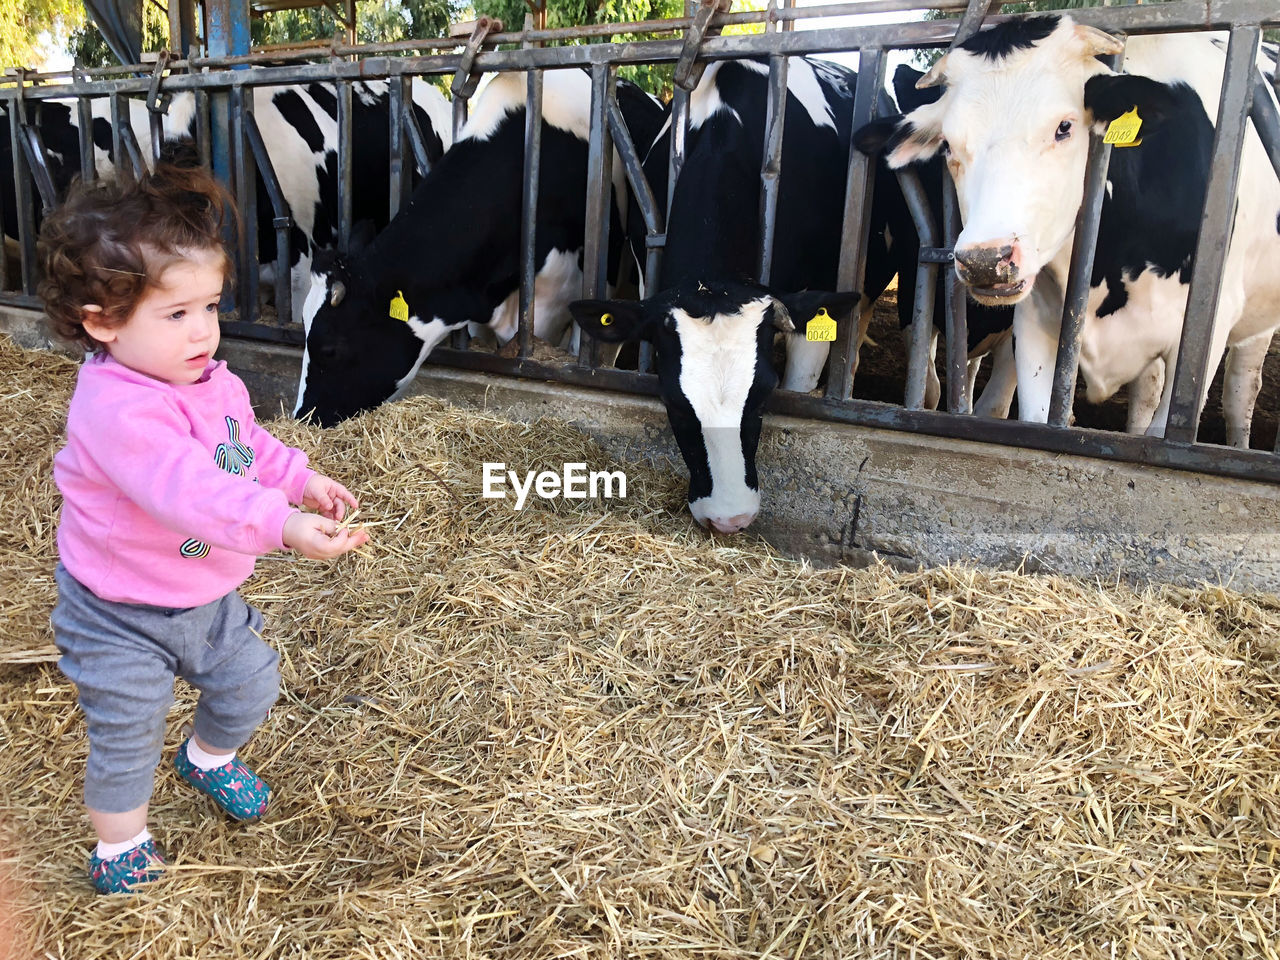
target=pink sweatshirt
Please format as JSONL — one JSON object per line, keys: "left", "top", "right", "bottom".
{"left": 54, "top": 353, "right": 314, "bottom": 607}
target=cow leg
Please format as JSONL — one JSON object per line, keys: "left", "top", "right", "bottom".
{"left": 1125, "top": 358, "right": 1164, "bottom": 434}
{"left": 1011, "top": 296, "right": 1061, "bottom": 423}
{"left": 901, "top": 322, "right": 942, "bottom": 410}
{"left": 782, "top": 337, "right": 831, "bottom": 393}
{"left": 1222, "top": 330, "right": 1272, "bottom": 448}
{"left": 973, "top": 335, "right": 1017, "bottom": 419}
{"left": 1147, "top": 295, "right": 1240, "bottom": 439}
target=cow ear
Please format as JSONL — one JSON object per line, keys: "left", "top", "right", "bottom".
{"left": 893, "top": 64, "right": 943, "bottom": 112}
{"left": 854, "top": 102, "right": 946, "bottom": 169}
{"left": 1084, "top": 74, "right": 1184, "bottom": 133}
{"left": 569, "top": 298, "right": 650, "bottom": 343}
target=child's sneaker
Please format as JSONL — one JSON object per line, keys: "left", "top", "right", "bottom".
{"left": 173, "top": 738, "right": 270, "bottom": 822}
{"left": 88, "top": 839, "right": 165, "bottom": 894}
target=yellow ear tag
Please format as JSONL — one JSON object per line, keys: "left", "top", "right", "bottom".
{"left": 1103, "top": 107, "right": 1142, "bottom": 148}
{"left": 806, "top": 308, "right": 837, "bottom": 343}
{"left": 389, "top": 290, "right": 410, "bottom": 322}
{"left": 600, "top": 312, "right": 614, "bottom": 326}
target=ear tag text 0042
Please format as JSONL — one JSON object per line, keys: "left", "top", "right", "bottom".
{"left": 1103, "top": 107, "right": 1142, "bottom": 148}
{"left": 806, "top": 308, "right": 837, "bottom": 342}
{"left": 389, "top": 290, "right": 410, "bottom": 322}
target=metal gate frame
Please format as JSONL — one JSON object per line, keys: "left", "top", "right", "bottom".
{"left": 3, "top": 0, "right": 1280, "bottom": 484}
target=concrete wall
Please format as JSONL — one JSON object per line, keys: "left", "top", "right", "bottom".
{"left": 5, "top": 304, "right": 1278, "bottom": 591}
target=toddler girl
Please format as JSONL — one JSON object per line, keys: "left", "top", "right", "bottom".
{"left": 38, "top": 163, "right": 369, "bottom": 894}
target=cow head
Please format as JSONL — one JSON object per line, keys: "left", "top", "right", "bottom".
{"left": 854, "top": 16, "right": 1182, "bottom": 306}
{"left": 294, "top": 244, "right": 482, "bottom": 426}
{"left": 570, "top": 282, "right": 858, "bottom": 533}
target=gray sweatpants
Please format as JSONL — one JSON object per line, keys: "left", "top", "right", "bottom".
{"left": 51, "top": 564, "right": 280, "bottom": 814}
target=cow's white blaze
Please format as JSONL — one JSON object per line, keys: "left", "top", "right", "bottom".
{"left": 674, "top": 299, "right": 769, "bottom": 529}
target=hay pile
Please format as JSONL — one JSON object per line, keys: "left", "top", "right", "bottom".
{"left": 1, "top": 334, "right": 1279, "bottom": 959}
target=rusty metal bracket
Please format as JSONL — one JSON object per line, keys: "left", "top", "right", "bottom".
{"left": 450, "top": 16, "right": 502, "bottom": 101}
{"left": 674, "top": 0, "right": 732, "bottom": 92}
{"left": 146, "top": 49, "right": 172, "bottom": 114}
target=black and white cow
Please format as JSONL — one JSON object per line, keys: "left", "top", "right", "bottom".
{"left": 2, "top": 80, "right": 452, "bottom": 325}
{"left": 855, "top": 17, "right": 1280, "bottom": 445}
{"left": 293, "top": 70, "right": 666, "bottom": 426}
{"left": 571, "top": 282, "right": 858, "bottom": 532}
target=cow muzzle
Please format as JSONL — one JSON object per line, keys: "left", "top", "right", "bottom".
{"left": 705, "top": 512, "right": 757, "bottom": 535}
{"left": 953, "top": 239, "right": 1030, "bottom": 303}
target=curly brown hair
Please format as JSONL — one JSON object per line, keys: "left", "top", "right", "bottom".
{"left": 37, "top": 163, "right": 237, "bottom": 350}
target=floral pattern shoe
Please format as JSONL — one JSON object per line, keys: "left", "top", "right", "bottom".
{"left": 173, "top": 739, "right": 271, "bottom": 822}
{"left": 89, "top": 839, "right": 165, "bottom": 894}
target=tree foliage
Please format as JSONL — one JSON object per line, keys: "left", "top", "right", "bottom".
{"left": 251, "top": 0, "right": 464, "bottom": 48}
{"left": 1, "top": 0, "right": 85, "bottom": 69}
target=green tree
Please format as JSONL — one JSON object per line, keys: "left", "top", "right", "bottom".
{"left": 0, "top": 0, "right": 86, "bottom": 68}
{"left": 66, "top": 0, "right": 168, "bottom": 68}
{"left": 252, "top": 0, "right": 464, "bottom": 48}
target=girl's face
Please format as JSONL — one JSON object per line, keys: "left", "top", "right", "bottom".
{"left": 85, "top": 248, "right": 225, "bottom": 385}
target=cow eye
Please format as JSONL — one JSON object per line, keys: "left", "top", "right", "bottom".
{"left": 1055, "top": 120, "right": 1072, "bottom": 141}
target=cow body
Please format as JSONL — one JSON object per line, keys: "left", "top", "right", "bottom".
{"left": 857, "top": 18, "right": 1280, "bottom": 444}
{"left": 2, "top": 80, "right": 452, "bottom": 326}
{"left": 294, "top": 70, "right": 666, "bottom": 426}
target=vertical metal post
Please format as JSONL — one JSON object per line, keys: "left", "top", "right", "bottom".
{"left": 77, "top": 94, "right": 95, "bottom": 183}
{"left": 1048, "top": 51, "right": 1122, "bottom": 427}
{"left": 8, "top": 95, "right": 38, "bottom": 294}
{"left": 149, "top": 111, "right": 163, "bottom": 164}
{"left": 205, "top": 0, "right": 250, "bottom": 207}
{"left": 336, "top": 81, "right": 353, "bottom": 253}
{"left": 453, "top": 97, "right": 468, "bottom": 141}
{"left": 168, "top": 0, "right": 198, "bottom": 58}
{"left": 666, "top": 86, "right": 691, "bottom": 243}
{"left": 109, "top": 93, "right": 128, "bottom": 178}
{"left": 519, "top": 61, "right": 544, "bottom": 359}
{"left": 827, "top": 45, "right": 887, "bottom": 401}
{"left": 579, "top": 61, "right": 615, "bottom": 368}
{"left": 758, "top": 53, "right": 788, "bottom": 286}
{"left": 196, "top": 89, "right": 212, "bottom": 170}
{"left": 899, "top": 171, "right": 939, "bottom": 412}
{"left": 231, "top": 84, "right": 259, "bottom": 321}
{"left": 1164, "top": 23, "right": 1259, "bottom": 443}
{"left": 941, "top": 171, "right": 969, "bottom": 414}
{"left": 389, "top": 73, "right": 411, "bottom": 218}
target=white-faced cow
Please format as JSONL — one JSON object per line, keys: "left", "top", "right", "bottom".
{"left": 635, "top": 56, "right": 1016, "bottom": 412}
{"left": 571, "top": 282, "right": 858, "bottom": 532}
{"left": 855, "top": 17, "right": 1280, "bottom": 445}
{"left": 2, "top": 80, "right": 452, "bottom": 325}
{"left": 293, "top": 69, "right": 666, "bottom": 426}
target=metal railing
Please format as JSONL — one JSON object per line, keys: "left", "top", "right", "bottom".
{"left": 3, "top": 0, "right": 1280, "bottom": 484}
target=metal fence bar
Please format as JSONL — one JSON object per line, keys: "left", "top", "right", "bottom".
{"left": 77, "top": 95, "right": 95, "bottom": 183}
{"left": 941, "top": 171, "right": 969, "bottom": 414}
{"left": 195, "top": 89, "right": 212, "bottom": 169}
{"left": 117, "top": 116, "right": 147, "bottom": 179}
{"left": 17, "top": 125, "right": 57, "bottom": 211}
{"left": 899, "top": 169, "right": 939, "bottom": 411}
{"left": 1164, "top": 22, "right": 1259, "bottom": 443}
{"left": 7, "top": 95, "right": 38, "bottom": 294}
{"left": 579, "top": 61, "right": 615, "bottom": 368}
{"left": 518, "top": 66, "right": 544, "bottom": 359}
{"left": 230, "top": 84, "right": 259, "bottom": 321}
{"left": 827, "top": 45, "right": 886, "bottom": 401}
{"left": 757, "top": 53, "right": 789, "bottom": 286}
{"left": 1047, "top": 134, "right": 1111, "bottom": 427}
{"left": 336, "top": 81, "right": 353, "bottom": 253}
{"left": 388, "top": 74, "right": 411, "bottom": 218}
{"left": 402, "top": 96, "right": 434, "bottom": 177}
{"left": 242, "top": 110, "right": 294, "bottom": 324}
{"left": 110, "top": 92, "right": 127, "bottom": 177}
{"left": 1048, "top": 49, "right": 1123, "bottom": 428}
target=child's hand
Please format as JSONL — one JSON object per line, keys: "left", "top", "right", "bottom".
{"left": 283, "top": 512, "right": 370, "bottom": 560}
{"left": 303, "top": 474, "right": 359, "bottom": 521}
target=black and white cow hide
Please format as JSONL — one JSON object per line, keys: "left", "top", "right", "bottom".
{"left": 855, "top": 17, "right": 1280, "bottom": 446}
{"left": 293, "top": 69, "right": 666, "bottom": 426}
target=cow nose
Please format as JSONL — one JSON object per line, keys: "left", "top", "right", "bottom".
{"left": 954, "top": 239, "right": 1021, "bottom": 288}
{"left": 708, "top": 512, "right": 757, "bottom": 534}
